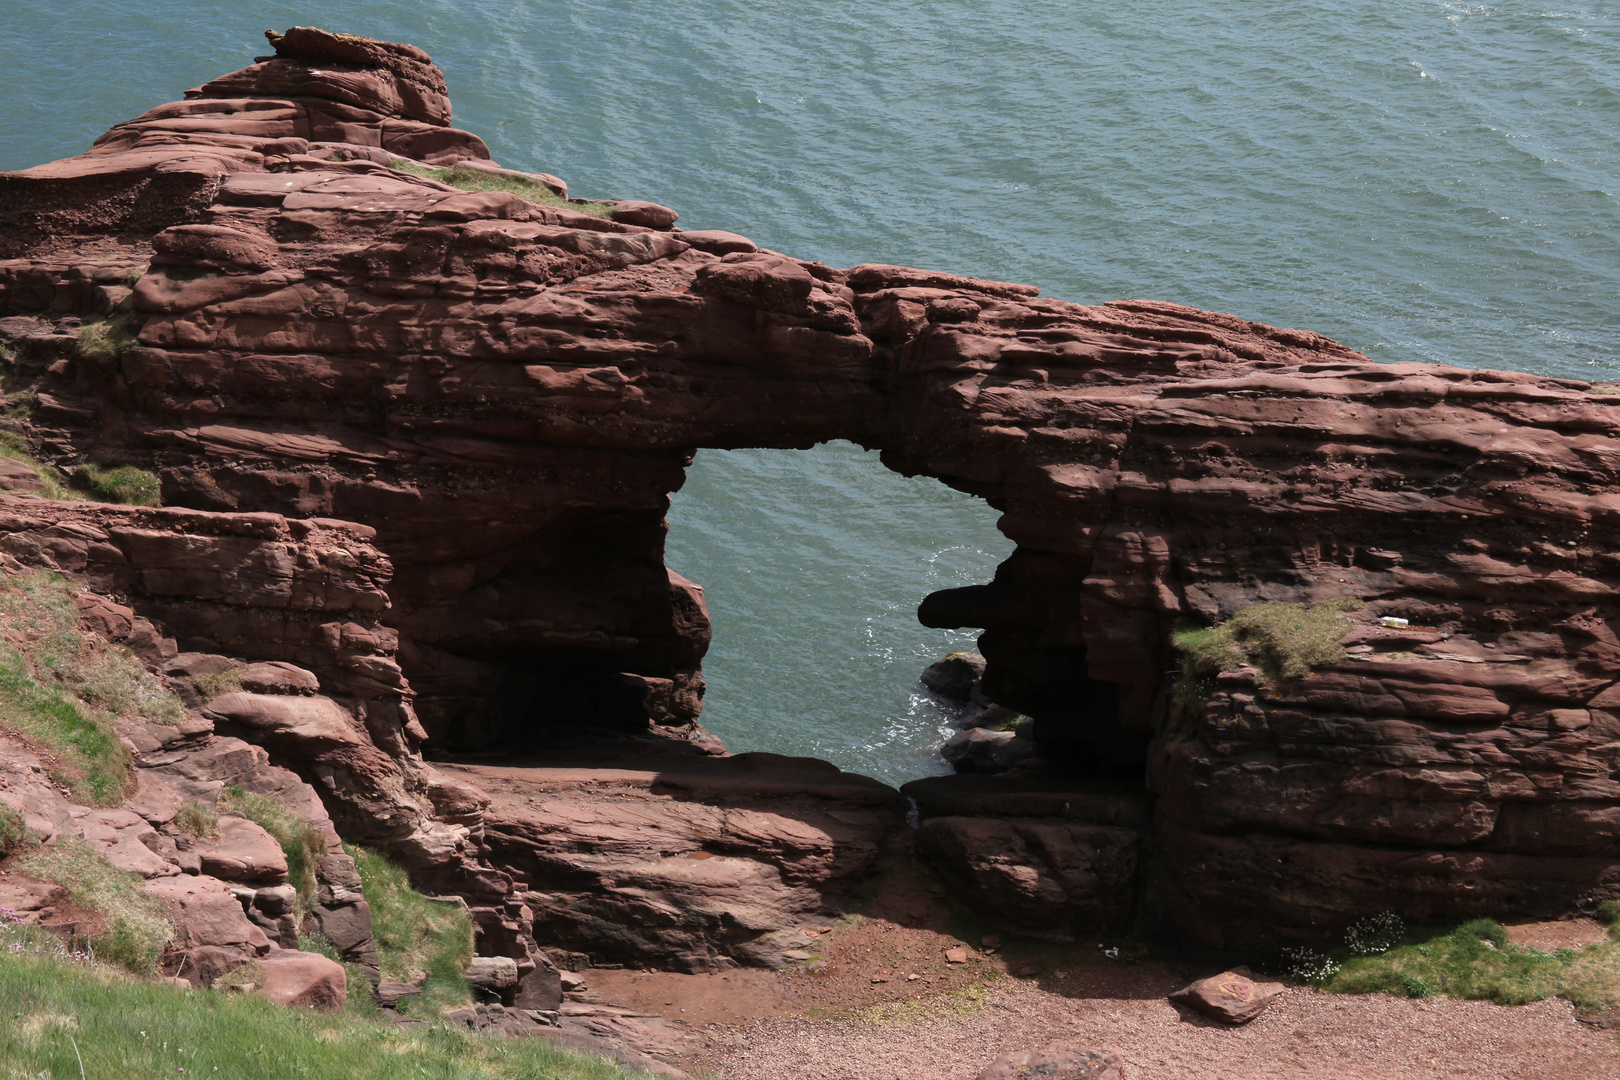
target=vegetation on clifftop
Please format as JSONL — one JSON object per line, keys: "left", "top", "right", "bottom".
{"left": 389, "top": 160, "right": 617, "bottom": 219}
{"left": 20, "top": 836, "right": 175, "bottom": 974}
{"left": 348, "top": 844, "right": 477, "bottom": 1015}
{"left": 0, "top": 570, "right": 185, "bottom": 806}
{"left": 0, "top": 949, "right": 652, "bottom": 1079}
{"left": 1171, "top": 595, "right": 1363, "bottom": 706}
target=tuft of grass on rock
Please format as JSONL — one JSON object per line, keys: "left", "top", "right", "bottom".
{"left": 348, "top": 843, "right": 475, "bottom": 1015}
{"left": 389, "top": 160, "right": 617, "bottom": 219}
{"left": 0, "top": 948, "right": 653, "bottom": 1079}
{"left": 220, "top": 786, "right": 326, "bottom": 909}
{"left": 1321, "top": 917, "right": 1620, "bottom": 1011}
{"left": 170, "top": 801, "right": 218, "bottom": 843}
{"left": 190, "top": 664, "right": 244, "bottom": 701}
{"left": 73, "top": 460, "right": 161, "bottom": 506}
{"left": 0, "top": 802, "right": 39, "bottom": 857}
{"left": 74, "top": 315, "right": 137, "bottom": 365}
{"left": 1171, "top": 595, "right": 1363, "bottom": 705}
{"left": 0, "top": 430, "right": 75, "bottom": 500}
{"left": 21, "top": 836, "right": 174, "bottom": 974}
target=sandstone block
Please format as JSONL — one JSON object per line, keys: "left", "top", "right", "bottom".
{"left": 257, "top": 950, "right": 347, "bottom": 1010}
{"left": 1170, "top": 970, "right": 1285, "bottom": 1024}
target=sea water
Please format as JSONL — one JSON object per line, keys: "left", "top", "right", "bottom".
{"left": 3, "top": 1, "right": 1615, "bottom": 785}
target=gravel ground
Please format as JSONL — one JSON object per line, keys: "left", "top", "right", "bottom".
{"left": 702, "top": 980, "right": 1620, "bottom": 1080}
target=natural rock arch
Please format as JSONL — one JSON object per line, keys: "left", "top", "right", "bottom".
{"left": 2, "top": 28, "right": 1618, "bottom": 954}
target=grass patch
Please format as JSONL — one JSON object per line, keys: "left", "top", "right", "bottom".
{"left": 20, "top": 836, "right": 173, "bottom": 974}
{"left": 0, "top": 801, "right": 39, "bottom": 857}
{"left": 389, "top": 160, "right": 617, "bottom": 219}
{"left": 5, "top": 387, "right": 37, "bottom": 419}
{"left": 170, "top": 801, "right": 218, "bottom": 843}
{"left": 1313, "top": 917, "right": 1620, "bottom": 1011}
{"left": 219, "top": 787, "right": 326, "bottom": 910}
{"left": 1171, "top": 595, "right": 1363, "bottom": 705}
{"left": 349, "top": 844, "right": 475, "bottom": 1015}
{"left": 190, "top": 664, "right": 244, "bottom": 701}
{"left": 74, "top": 315, "right": 137, "bottom": 365}
{"left": 0, "top": 950, "right": 654, "bottom": 1079}
{"left": 73, "top": 460, "right": 161, "bottom": 506}
{"left": 0, "top": 430, "right": 74, "bottom": 499}
{"left": 0, "top": 642, "right": 130, "bottom": 806}
{"left": 2, "top": 569, "right": 183, "bottom": 723}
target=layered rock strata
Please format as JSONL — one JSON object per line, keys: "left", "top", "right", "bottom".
{"left": 1, "top": 28, "right": 1617, "bottom": 953}
{"left": 438, "top": 750, "right": 904, "bottom": 971}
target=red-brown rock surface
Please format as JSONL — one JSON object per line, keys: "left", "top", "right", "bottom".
{"left": 1, "top": 28, "right": 1618, "bottom": 956}
{"left": 437, "top": 750, "right": 904, "bottom": 972}
{"left": 1169, "top": 970, "right": 1286, "bottom": 1025}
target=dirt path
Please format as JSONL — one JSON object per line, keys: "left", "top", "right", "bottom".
{"left": 567, "top": 860, "right": 1620, "bottom": 1079}
{"left": 697, "top": 980, "right": 1618, "bottom": 1080}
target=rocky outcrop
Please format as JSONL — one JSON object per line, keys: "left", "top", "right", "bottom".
{"left": 1, "top": 28, "right": 1618, "bottom": 956}
{"left": 439, "top": 750, "right": 905, "bottom": 972}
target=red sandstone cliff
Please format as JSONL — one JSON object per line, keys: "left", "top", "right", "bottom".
{"left": 1, "top": 28, "right": 1617, "bottom": 962}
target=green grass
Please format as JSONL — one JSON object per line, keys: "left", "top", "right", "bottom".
{"left": 20, "top": 836, "right": 174, "bottom": 974}
{"left": 1315, "top": 918, "right": 1620, "bottom": 1011}
{"left": 1, "top": 567, "right": 182, "bottom": 740}
{"left": 1171, "top": 595, "right": 1363, "bottom": 705}
{"left": 220, "top": 787, "right": 327, "bottom": 910}
{"left": 0, "top": 800, "right": 39, "bottom": 857}
{"left": 0, "top": 431, "right": 162, "bottom": 506}
{"left": 0, "top": 950, "right": 654, "bottom": 1079}
{"left": 0, "top": 642, "right": 130, "bottom": 806}
{"left": 74, "top": 315, "right": 136, "bottom": 365}
{"left": 0, "top": 430, "right": 74, "bottom": 499}
{"left": 73, "top": 461, "right": 161, "bottom": 506}
{"left": 389, "top": 160, "right": 617, "bottom": 219}
{"left": 5, "top": 388, "right": 37, "bottom": 419}
{"left": 170, "top": 801, "right": 218, "bottom": 843}
{"left": 349, "top": 844, "right": 475, "bottom": 1015}
{"left": 190, "top": 664, "right": 244, "bottom": 701}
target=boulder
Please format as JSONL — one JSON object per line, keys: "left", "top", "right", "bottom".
{"left": 238, "top": 661, "right": 320, "bottom": 695}
{"left": 196, "top": 815, "right": 288, "bottom": 884}
{"left": 202, "top": 693, "right": 362, "bottom": 752}
{"left": 467, "top": 955, "right": 520, "bottom": 991}
{"left": 677, "top": 229, "right": 756, "bottom": 255}
{"left": 258, "top": 950, "right": 347, "bottom": 1010}
{"left": 605, "top": 201, "right": 679, "bottom": 229}
{"left": 941, "top": 726, "right": 1037, "bottom": 774}
{"left": 147, "top": 874, "right": 272, "bottom": 960}
{"left": 1169, "top": 970, "right": 1286, "bottom": 1024}
{"left": 975, "top": 1044, "right": 1124, "bottom": 1080}
{"left": 0, "top": 457, "right": 44, "bottom": 493}
{"left": 73, "top": 808, "right": 178, "bottom": 878}
{"left": 921, "top": 652, "right": 987, "bottom": 702}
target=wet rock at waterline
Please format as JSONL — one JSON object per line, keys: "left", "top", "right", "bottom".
{"left": 920, "top": 651, "right": 987, "bottom": 702}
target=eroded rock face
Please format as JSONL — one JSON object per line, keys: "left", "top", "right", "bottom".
{"left": 1, "top": 29, "right": 1618, "bottom": 951}
{"left": 440, "top": 752, "right": 905, "bottom": 971}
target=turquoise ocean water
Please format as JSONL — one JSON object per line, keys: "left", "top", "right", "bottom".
{"left": 3, "top": 2, "right": 1615, "bottom": 784}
